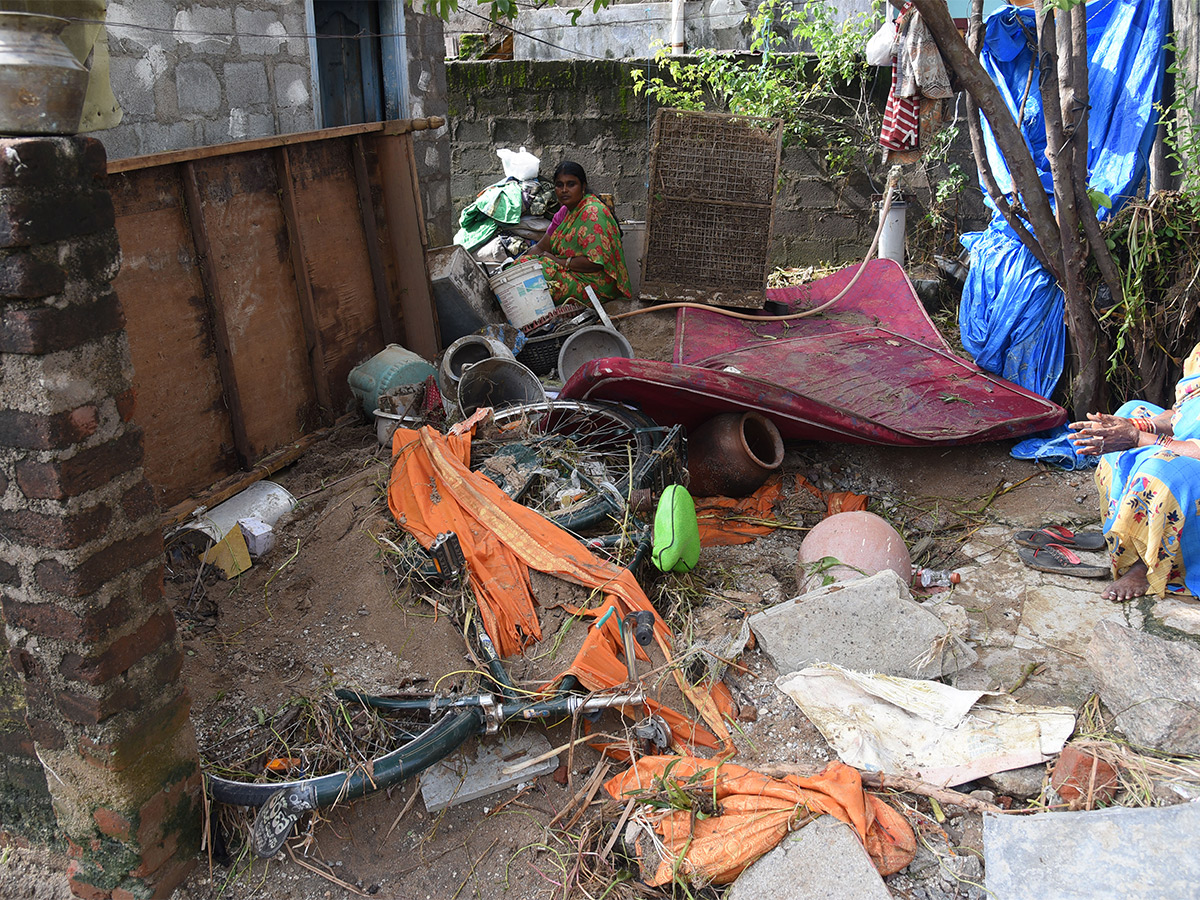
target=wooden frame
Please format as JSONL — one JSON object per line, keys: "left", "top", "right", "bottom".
{"left": 109, "top": 119, "right": 442, "bottom": 509}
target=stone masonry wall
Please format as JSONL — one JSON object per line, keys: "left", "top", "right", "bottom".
{"left": 0, "top": 137, "right": 202, "bottom": 899}
{"left": 447, "top": 58, "right": 988, "bottom": 269}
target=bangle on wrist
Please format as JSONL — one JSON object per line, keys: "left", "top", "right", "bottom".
{"left": 1155, "top": 432, "right": 1172, "bottom": 447}
{"left": 1131, "top": 417, "right": 1157, "bottom": 434}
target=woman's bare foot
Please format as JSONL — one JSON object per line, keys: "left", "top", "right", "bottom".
{"left": 1101, "top": 560, "right": 1149, "bottom": 601}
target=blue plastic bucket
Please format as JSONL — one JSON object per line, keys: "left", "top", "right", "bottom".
{"left": 347, "top": 344, "right": 437, "bottom": 416}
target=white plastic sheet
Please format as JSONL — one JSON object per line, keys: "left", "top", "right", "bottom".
{"left": 777, "top": 663, "right": 1076, "bottom": 787}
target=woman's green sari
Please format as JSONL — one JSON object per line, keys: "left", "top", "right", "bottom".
{"left": 539, "top": 195, "right": 632, "bottom": 305}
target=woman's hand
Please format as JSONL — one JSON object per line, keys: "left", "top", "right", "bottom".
{"left": 1068, "top": 412, "right": 1140, "bottom": 456}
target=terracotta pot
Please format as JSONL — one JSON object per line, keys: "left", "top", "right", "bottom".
{"left": 0, "top": 12, "right": 87, "bottom": 135}
{"left": 686, "top": 412, "right": 784, "bottom": 498}
{"left": 796, "top": 510, "right": 912, "bottom": 592}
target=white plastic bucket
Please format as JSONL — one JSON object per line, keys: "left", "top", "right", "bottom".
{"left": 489, "top": 259, "right": 555, "bottom": 328}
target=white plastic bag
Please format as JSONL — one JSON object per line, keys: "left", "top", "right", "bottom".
{"left": 865, "top": 21, "right": 896, "bottom": 66}
{"left": 497, "top": 146, "right": 540, "bottom": 181}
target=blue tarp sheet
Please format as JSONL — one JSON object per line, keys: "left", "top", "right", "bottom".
{"left": 959, "top": 0, "right": 1169, "bottom": 404}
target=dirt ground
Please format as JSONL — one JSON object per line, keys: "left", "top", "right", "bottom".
{"left": 7, "top": 316, "right": 1129, "bottom": 900}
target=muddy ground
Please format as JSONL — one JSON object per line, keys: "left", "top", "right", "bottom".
{"left": 8, "top": 305, "right": 1138, "bottom": 900}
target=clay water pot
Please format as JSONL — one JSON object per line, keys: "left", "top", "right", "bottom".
{"left": 686, "top": 412, "right": 784, "bottom": 498}
{"left": 796, "top": 510, "right": 911, "bottom": 592}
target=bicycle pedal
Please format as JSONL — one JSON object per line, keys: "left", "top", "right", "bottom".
{"left": 429, "top": 531, "right": 467, "bottom": 581}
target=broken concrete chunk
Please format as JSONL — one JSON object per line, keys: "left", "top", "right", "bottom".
{"left": 1088, "top": 620, "right": 1200, "bottom": 755}
{"left": 749, "top": 570, "right": 976, "bottom": 679}
{"left": 984, "top": 802, "right": 1200, "bottom": 900}
{"left": 726, "top": 816, "right": 891, "bottom": 900}
{"left": 419, "top": 729, "right": 557, "bottom": 812}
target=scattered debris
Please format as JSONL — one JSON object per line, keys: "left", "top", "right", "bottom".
{"left": 776, "top": 663, "right": 1076, "bottom": 786}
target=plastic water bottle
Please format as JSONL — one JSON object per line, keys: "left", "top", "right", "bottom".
{"left": 915, "top": 568, "right": 961, "bottom": 588}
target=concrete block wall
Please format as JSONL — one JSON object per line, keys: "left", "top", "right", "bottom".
{"left": 101, "top": 0, "right": 316, "bottom": 160}
{"left": 448, "top": 58, "right": 883, "bottom": 267}
{"left": 0, "top": 137, "right": 202, "bottom": 899}
{"left": 447, "top": 57, "right": 988, "bottom": 269}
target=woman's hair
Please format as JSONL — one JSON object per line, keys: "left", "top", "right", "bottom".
{"left": 553, "top": 161, "right": 589, "bottom": 193}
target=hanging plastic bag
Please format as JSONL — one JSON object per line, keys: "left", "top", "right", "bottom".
{"left": 865, "top": 20, "right": 896, "bottom": 66}
{"left": 496, "top": 145, "right": 540, "bottom": 181}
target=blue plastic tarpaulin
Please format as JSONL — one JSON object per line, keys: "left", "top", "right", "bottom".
{"left": 959, "top": 0, "right": 1169, "bottom": 404}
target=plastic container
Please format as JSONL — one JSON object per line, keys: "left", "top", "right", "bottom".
{"left": 914, "top": 568, "right": 961, "bottom": 588}
{"left": 437, "top": 334, "right": 515, "bottom": 404}
{"left": 557, "top": 325, "right": 634, "bottom": 384}
{"left": 181, "top": 481, "right": 297, "bottom": 547}
{"left": 348, "top": 344, "right": 437, "bottom": 417}
{"left": 489, "top": 259, "right": 555, "bottom": 328}
{"left": 456, "top": 358, "right": 545, "bottom": 416}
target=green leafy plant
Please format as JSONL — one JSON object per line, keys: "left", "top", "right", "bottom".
{"left": 631, "top": 0, "right": 882, "bottom": 180}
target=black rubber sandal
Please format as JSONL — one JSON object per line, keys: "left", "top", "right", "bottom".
{"left": 1014, "top": 525, "right": 1106, "bottom": 552}
{"left": 1017, "top": 543, "right": 1109, "bottom": 578}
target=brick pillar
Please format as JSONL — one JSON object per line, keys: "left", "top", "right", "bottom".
{"left": 0, "top": 137, "right": 201, "bottom": 899}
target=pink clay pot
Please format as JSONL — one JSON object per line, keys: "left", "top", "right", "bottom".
{"left": 797, "top": 510, "right": 912, "bottom": 592}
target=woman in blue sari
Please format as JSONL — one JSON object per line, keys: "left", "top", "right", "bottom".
{"left": 1069, "top": 344, "right": 1200, "bottom": 601}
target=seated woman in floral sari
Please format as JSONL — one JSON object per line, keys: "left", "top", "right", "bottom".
{"left": 1069, "top": 343, "right": 1200, "bottom": 601}
{"left": 526, "top": 162, "right": 632, "bottom": 306}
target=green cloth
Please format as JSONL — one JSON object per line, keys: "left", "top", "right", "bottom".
{"left": 454, "top": 180, "right": 526, "bottom": 251}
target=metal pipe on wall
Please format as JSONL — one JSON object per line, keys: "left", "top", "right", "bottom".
{"left": 669, "top": 0, "right": 685, "bottom": 54}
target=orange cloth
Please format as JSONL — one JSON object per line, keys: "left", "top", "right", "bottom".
{"left": 387, "top": 425, "right": 729, "bottom": 752}
{"left": 695, "top": 475, "right": 868, "bottom": 547}
{"left": 695, "top": 478, "right": 785, "bottom": 546}
{"left": 605, "top": 757, "right": 916, "bottom": 886}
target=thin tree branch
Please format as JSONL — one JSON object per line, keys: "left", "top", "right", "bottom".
{"left": 1067, "top": 0, "right": 1124, "bottom": 312}
{"left": 962, "top": 0, "right": 1060, "bottom": 278}
{"left": 913, "top": 0, "right": 1064, "bottom": 270}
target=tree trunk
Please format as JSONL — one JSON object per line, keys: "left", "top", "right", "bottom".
{"left": 1035, "top": 0, "right": 1102, "bottom": 416}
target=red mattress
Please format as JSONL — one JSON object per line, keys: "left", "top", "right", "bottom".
{"left": 559, "top": 259, "right": 1065, "bottom": 445}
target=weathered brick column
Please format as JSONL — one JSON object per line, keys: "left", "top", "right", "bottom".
{"left": 0, "top": 137, "right": 201, "bottom": 898}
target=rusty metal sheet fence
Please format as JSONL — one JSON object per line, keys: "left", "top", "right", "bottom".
{"left": 641, "top": 109, "right": 783, "bottom": 307}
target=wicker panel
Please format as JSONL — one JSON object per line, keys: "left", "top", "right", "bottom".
{"left": 642, "top": 109, "right": 783, "bottom": 307}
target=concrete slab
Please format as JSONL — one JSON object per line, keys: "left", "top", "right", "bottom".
{"left": 1151, "top": 595, "right": 1200, "bottom": 637}
{"left": 726, "top": 816, "right": 892, "bottom": 900}
{"left": 419, "top": 728, "right": 558, "bottom": 812}
{"left": 984, "top": 802, "right": 1200, "bottom": 900}
{"left": 1089, "top": 620, "right": 1200, "bottom": 755}
{"left": 749, "top": 570, "right": 975, "bottom": 679}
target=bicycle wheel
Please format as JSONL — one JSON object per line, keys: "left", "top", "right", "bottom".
{"left": 206, "top": 704, "right": 483, "bottom": 810}
{"left": 472, "top": 400, "right": 670, "bottom": 533}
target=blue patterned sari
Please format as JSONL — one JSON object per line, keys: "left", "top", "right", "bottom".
{"left": 1097, "top": 344, "right": 1200, "bottom": 597}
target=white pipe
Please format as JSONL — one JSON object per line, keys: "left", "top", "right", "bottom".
{"left": 877, "top": 200, "right": 907, "bottom": 267}
{"left": 670, "top": 0, "right": 685, "bottom": 54}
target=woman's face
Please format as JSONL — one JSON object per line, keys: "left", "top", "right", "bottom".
{"left": 555, "top": 173, "right": 585, "bottom": 210}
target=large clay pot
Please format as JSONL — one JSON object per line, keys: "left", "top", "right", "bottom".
{"left": 687, "top": 412, "right": 784, "bottom": 498}
{"left": 796, "top": 510, "right": 912, "bottom": 592}
{"left": 0, "top": 12, "right": 87, "bottom": 135}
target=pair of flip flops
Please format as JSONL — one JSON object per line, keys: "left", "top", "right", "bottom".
{"left": 1015, "top": 525, "right": 1108, "bottom": 578}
